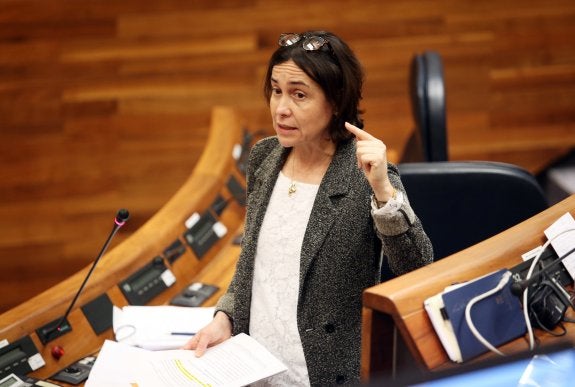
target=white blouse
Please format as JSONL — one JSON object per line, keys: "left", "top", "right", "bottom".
{"left": 250, "top": 171, "right": 318, "bottom": 386}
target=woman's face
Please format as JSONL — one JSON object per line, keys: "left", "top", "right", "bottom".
{"left": 269, "top": 60, "right": 334, "bottom": 149}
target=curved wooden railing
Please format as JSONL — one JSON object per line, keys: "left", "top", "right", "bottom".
{"left": 0, "top": 106, "right": 247, "bottom": 380}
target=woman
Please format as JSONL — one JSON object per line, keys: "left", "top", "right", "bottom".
{"left": 184, "top": 31, "right": 433, "bottom": 385}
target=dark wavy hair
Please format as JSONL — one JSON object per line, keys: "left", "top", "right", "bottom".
{"left": 263, "top": 31, "right": 364, "bottom": 144}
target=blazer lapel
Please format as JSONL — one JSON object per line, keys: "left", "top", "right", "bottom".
{"left": 248, "top": 144, "right": 288, "bottom": 248}
{"left": 246, "top": 139, "right": 357, "bottom": 293}
{"left": 299, "top": 139, "right": 356, "bottom": 286}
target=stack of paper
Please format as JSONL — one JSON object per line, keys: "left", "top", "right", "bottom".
{"left": 424, "top": 269, "right": 527, "bottom": 363}
{"left": 113, "top": 305, "right": 215, "bottom": 350}
{"left": 85, "top": 333, "right": 287, "bottom": 387}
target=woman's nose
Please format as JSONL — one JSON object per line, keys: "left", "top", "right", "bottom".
{"left": 274, "top": 96, "right": 291, "bottom": 117}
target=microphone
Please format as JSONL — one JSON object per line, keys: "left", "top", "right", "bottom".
{"left": 36, "top": 209, "right": 130, "bottom": 350}
{"left": 511, "top": 244, "right": 575, "bottom": 296}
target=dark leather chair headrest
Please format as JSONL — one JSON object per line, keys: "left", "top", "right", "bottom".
{"left": 398, "top": 161, "right": 548, "bottom": 260}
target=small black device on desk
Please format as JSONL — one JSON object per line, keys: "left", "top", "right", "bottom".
{"left": 171, "top": 283, "right": 219, "bottom": 307}
{"left": 0, "top": 336, "right": 45, "bottom": 381}
{"left": 50, "top": 355, "right": 96, "bottom": 385}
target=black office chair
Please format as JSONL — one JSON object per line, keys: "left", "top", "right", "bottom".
{"left": 402, "top": 51, "right": 448, "bottom": 163}
{"left": 398, "top": 161, "right": 549, "bottom": 261}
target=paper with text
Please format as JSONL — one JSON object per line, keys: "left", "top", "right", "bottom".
{"left": 85, "top": 333, "right": 287, "bottom": 387}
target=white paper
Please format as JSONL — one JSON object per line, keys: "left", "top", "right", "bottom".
{"left": 544, "top": 212, "right": 575, "bottom": 279}
{"left": 84, "top": 341, "right": 145, "bottom": 387}
{"left": 85, "top": 334, "right": 287, "bottom": 387}
{"left": 424, "top": 292, "right": 462, "bottom": 363}
{"left": 113, "top": 305, "right": 215, "bottom": 350}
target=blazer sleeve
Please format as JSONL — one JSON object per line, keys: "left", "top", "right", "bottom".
{"left": 372, "top": 163, "right": 434, "bottom": 275}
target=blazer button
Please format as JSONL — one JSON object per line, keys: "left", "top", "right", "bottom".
{"left": 336, "top": 374, "right": 346, "bottom": 384}
{"left": 324, "top": 323, "right": 335, "bottom": 333}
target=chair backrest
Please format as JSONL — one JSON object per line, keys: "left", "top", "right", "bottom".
{"left": 403, "top": 51, "right": 448, "bottom": 162}
{"left": 398, "top": 161, "right": 549, "bottom": 260}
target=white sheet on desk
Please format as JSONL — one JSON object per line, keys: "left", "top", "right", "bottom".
{"left": 113, "top": 305, "right": 215, "bottom": 350}
{"left": 544, "top": 212, "right": 575, "bottom": 279}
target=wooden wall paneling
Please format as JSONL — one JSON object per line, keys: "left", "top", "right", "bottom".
{"left": 1, "top": 0, "right": 575, "bottom": 316}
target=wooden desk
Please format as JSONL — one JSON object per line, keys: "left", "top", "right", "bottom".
{"left": 0, "top": 106, "right": 246, "bottom": 384}
{"left": 361, "top": 194, "right": 575, "bottom": 381}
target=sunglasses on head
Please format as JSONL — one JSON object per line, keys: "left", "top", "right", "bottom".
{"left": 278, "top": 33, "right": 329, "bottom": 51}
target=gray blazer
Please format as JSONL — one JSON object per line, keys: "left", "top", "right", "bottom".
{"left": 217, "top": 137, "right": 433, "bottom": 385}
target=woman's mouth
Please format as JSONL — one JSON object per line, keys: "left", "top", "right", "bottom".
{"left": 277, "top": 123, "right": 297, "bottom": 131}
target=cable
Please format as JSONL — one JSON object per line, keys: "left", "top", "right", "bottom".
{"left": 521, "top": 227, "right": 575, "bottom": 350}
{"left": 464, "top": 226, "right": 575, "bottom": 356}
{"left": 464, "top": 271, "right": 513, "bottom": 356}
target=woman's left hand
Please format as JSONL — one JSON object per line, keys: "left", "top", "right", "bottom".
{"left": 345, "top": 122, "right": 395, "bottom": 202}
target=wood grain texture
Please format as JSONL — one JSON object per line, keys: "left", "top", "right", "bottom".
{"left": 0, "top": 106, "right": 246, "bottom": 379}
{"left": 1, "top": 0, "right": 575, "bottom": 314}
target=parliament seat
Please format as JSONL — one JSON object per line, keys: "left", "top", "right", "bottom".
{"left": 401, "top": 50, "right": 448, "bottom": 163}
{"left": 398, "top": 161, "right": 549, "bottom": 260}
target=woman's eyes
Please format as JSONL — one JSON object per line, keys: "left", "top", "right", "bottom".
{"left": 271, "top": 87, "right": 306, "bottom": 100}
{"left": 293, "top": 91, "right": 306, "bottom": 99}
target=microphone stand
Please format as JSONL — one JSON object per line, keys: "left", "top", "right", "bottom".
{"left": 36, "top": 209, "right": 129, "bottom": 346}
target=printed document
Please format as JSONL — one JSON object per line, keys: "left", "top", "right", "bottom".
{"left": 85, "top": 333, "right": 287, "bottom": 387}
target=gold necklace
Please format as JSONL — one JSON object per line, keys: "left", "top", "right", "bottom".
{"left": 288, "top": 154, "right": 297, "bottom": 197}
